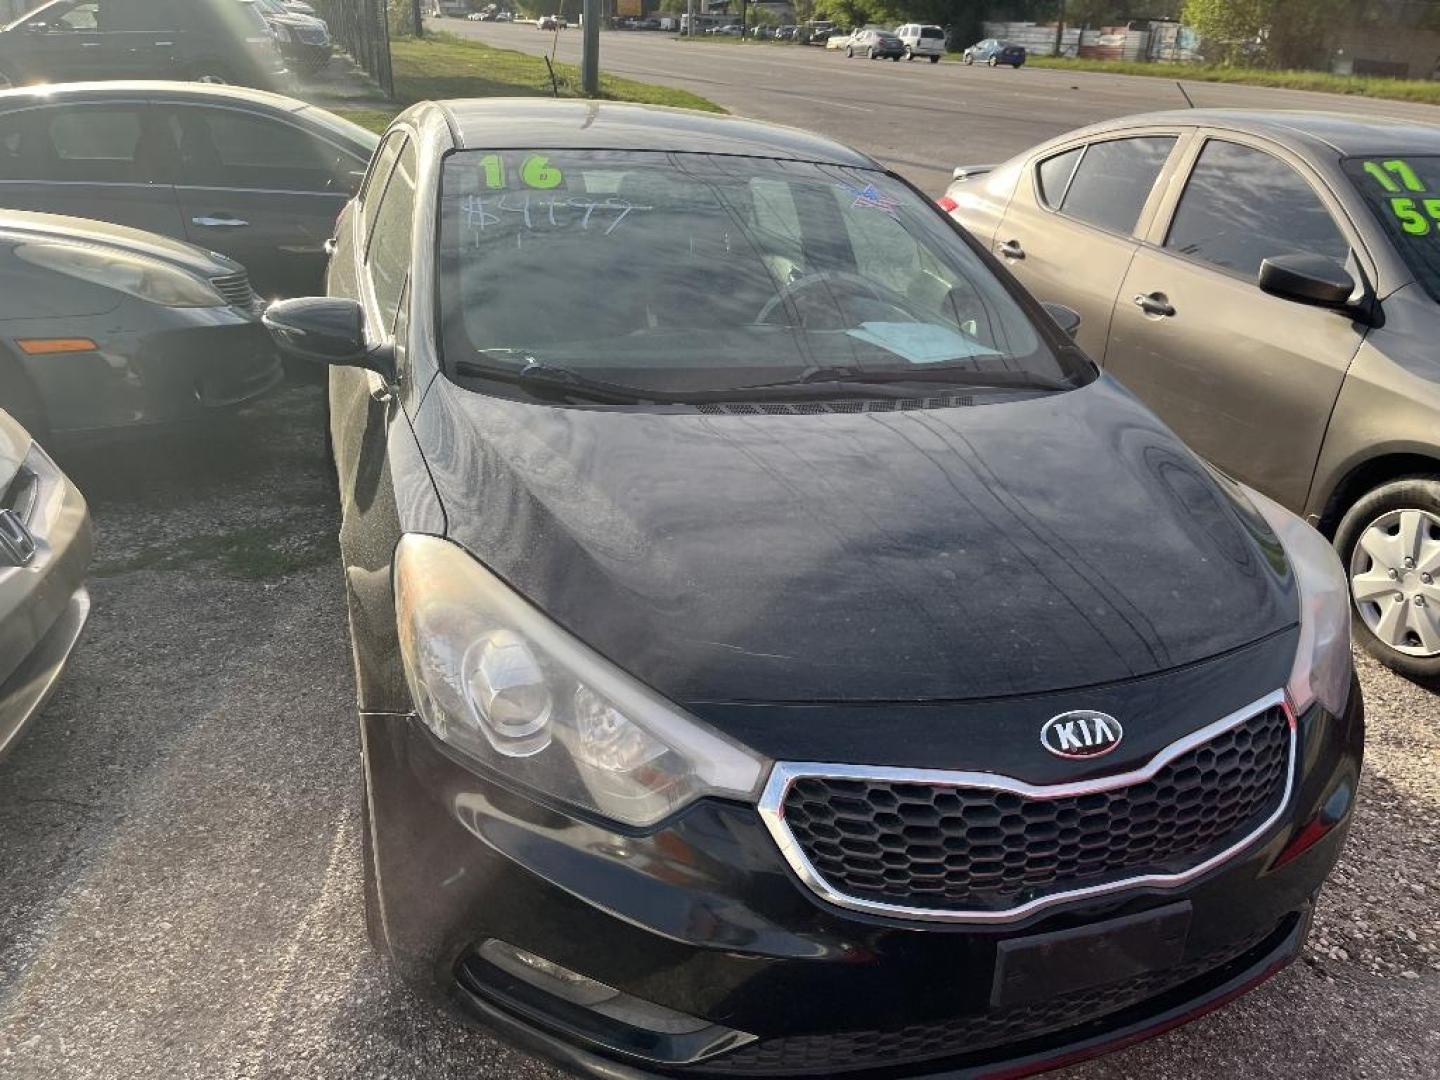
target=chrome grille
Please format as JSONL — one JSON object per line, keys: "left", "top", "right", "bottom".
{"left": 210, "top": 271, "right": 257, "bottom": 310}
{"left": 761, "top": 692, "right": 1294, "bottom": 922}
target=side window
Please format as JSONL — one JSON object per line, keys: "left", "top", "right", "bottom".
{"left": 1166, "top": 140, "right": 1351, "bottom": 280}
{"left": 30, "top": 2, "right": 99, "bottom": 30}
{"left": 102, "top": 0, "right": 172, "bottom": 30}
{"left": 361, "top": 133, "right": 405, "bottom": 238}
{"left": 1053, "top": 136, "right": 1176, "bottom": 235}
{"left": 43, "top": 107, "right": 160, "bottom": 183}
{"left": 167, "top": 107, "right": 355, "bottom": 192}
{"left": 1036, "top": 147, "right": 1082, "bottom": 210}
{"left": 366, "top": 141, "right": 417, "bottom": 330}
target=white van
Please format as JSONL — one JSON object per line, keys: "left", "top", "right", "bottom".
{"left": 895, "top": 23, "right": 946, "bottom": 62}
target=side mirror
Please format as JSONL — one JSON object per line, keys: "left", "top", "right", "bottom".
{"left": 262, "top": 296, "right": 395, "bottom": 381}
{"left": 1041, "top": 301, "right": 1082, "bottom": 339}
{"left": 1258, "top": 253, "right": 1355, "bottom": 309}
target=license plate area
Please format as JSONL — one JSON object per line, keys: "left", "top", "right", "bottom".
{"left": 991, "top": 902, "right": 1192, "bottom": 1009}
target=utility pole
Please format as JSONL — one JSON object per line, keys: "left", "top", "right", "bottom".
{"left": 1053, "top": 0, "right": 1065, "bottom": 57}
{"left": 686, "top": 0, "right": 694, "bottom": 37}
{"left": 581, "top": 0, "right": 601, "bottom": 96}
{"left": 411, "top": 0, "right": 424, "bottom": 38}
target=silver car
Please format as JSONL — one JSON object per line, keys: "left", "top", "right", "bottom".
{"left": 943, "top": 110, "right": 1440, "bottom": 681}
{"left": 0, "top": 408, "right": 91, "bottom": 760}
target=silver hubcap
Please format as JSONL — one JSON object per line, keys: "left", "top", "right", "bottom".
{"left": 1350, "top": 508, "right": 1440, "bottom": 656}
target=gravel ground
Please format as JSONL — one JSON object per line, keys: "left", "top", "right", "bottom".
{"left": 0, "top": 386, "right": 1437, "bottom": 1080}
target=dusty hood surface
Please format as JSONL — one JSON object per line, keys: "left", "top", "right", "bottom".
{"left": 417, "top": 374, "right": 1297, "bottom": 705}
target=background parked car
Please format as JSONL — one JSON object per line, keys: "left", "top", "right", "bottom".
{"left": 943, "top": 109, "right": 1440, "bottom": 680}
{"left": 895, "top": 22, "right": 945, "bottom": 62}
{"left": 963, "top": 38, "right": 1027, "bottom": 67}
{"left": 0, "top": 82, "right": 377, "bottom": 297}
{"left": 252, "top": 0, "right": 332, "bottom": 75}
{"left": 824, "top": 27, "right": 854, "bottom": 49}
{"left": 0, "top": 0, "right": 289, "bottom": 90}
{"left": 0, "top": 208, "right": 280, "bottom": 439}
{"left": 0, "top": 407, "right": 91, "bottom": 763}
{"left": 847, "top": 28, "right": 904, "bottom": 59}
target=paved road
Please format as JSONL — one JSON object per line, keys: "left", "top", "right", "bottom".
{"left": 436, "top": 21, "right": 1440, "bottom": 193}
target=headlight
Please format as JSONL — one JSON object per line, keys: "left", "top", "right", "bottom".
{"left": 395, "top": 534, "right": 768, "bottom": 827}
{"left": 1243, "top": 486, "right": 1353, "bottom": 716}
{"left": 14, "top": 243, "right": 226, "bottom": 308}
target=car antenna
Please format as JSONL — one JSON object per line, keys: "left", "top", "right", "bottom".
{"left": 1176, "top": 80, "right": 1196, "bottom": 109}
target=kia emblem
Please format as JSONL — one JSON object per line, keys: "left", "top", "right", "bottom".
{"left": 1041, "top": 710, "right": 1124, "bottom": 760}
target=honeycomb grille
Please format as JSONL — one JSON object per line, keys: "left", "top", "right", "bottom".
{"left": 702, "top": 923, "right": 1286, "bottom": 1075}
{"left": 779, "top": 705, "right": 1291, "bottom": 915}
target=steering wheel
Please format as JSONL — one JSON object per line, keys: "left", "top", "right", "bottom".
{"left": 756, "top": 270, "right": 913, "bottom": 327}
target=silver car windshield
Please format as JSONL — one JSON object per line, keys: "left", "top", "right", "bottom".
{"left": 437, "top": 150, "right": 1091, "bottom": 401}
{"left": 1345, "top": 154, "right": 1440, "bottom": 302}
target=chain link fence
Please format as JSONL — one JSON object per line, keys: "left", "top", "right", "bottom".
{"left": 311, "top": 0, "right": 396, "bottom": 99}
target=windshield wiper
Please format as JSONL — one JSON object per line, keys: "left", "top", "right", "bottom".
{"left": 454, "top": 360, "right": 661, "bottom": 404}
{"left": 739, "top": 364, "right": 1073, "bottom": 393}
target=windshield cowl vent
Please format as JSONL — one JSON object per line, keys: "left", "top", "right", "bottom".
{"left": 696, "top": 394, "right": 977, "bottom": 416}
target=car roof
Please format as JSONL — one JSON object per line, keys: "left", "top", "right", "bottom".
{"left": 433, "top": 98, "right": 880, "bottom": 168}
{"left": 0, "top": 80, "right": 312, "bottom": 116}
{"left": 1079, "top": 108, "right": 1440, "bottom": 158}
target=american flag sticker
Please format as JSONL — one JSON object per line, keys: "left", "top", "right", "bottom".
{"left": 848, "top": 183, "right": 900, "bottom": 215}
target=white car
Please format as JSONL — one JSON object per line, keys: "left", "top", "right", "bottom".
{"left": 895, "top": 22, "right": 945, "bottom": 62}
{"left": 824, "top": 28, "right": 854, "bottom": 49}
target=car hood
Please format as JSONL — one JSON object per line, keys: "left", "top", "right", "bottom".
{"left": 0, "top": 210, "right": 241, "bottom": 278}
{"left": 418, "top": 374, "right": 1297, "bottom": 705}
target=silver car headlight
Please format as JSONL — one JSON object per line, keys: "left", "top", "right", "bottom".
{"left": 15, "top": 243, "right": 226, "bottom": 308}
{"left": 395, "top": 534, "right": 769, "bottom": 828}
{"left": 1243, "top": 486, "right": 1353, "bottom": 716}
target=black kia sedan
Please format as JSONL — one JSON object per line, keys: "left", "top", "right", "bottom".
{"left": 264, "top": 100, "right": 1364, "bottom": 1079}
{"left": 0, "top": 209, "right": 280, "bottom": 439}
{"left": 0, "top": 82, "right": 378, "bottom": 298}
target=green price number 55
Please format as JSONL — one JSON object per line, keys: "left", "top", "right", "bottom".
{"left": 1389, "top": 196, "right": 1440, "bottom": 236}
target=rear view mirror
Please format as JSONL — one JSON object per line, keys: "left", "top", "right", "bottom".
{"left": 1258, "top": 254, "right": 1355, "bottom": 309}
{"left": 1041, "top": 301, "right": 1082, "bottom": 339}
{"left": 263, "top": 296, "right": 395, "bottom": 381}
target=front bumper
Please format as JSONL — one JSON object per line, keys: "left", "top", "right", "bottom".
{"left": 13, "top": 307, "right": 282, "bottom": 437}
{"left": 363, "top": 669, "right": 1363, "bottom": 1078}
{"left": 0, "top": 437, "right": 92, "bottom": 760}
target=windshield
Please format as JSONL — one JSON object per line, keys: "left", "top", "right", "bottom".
{"left": 438, "top": 150, "right": 1089, "bottom": 403}
{"left": 1345, "top": 154, "right": 1440, "bottom": 302}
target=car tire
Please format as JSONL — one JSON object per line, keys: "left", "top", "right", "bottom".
{"left": 930, "top": 54, "right": 940, "bottom": 63}
{"left": 988, "top": 56, "right": 998, "bottom": 66}
{"left": 904, "top": 46, "right": 912, "bottom": 59}
{"left": 846, "top": 45, "right": 853, "bottom": 57}
{"left": 891, "top": 54, "right": 899, "bottom": 61}
{"left": 963, "top": 53, "right": 973, "bottom": 64}
{"left": 1334, "top": 476, "right": 1440, "bottom": 683}
{"left": 0, "top": 358, "right": 48, "bottom": 440}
